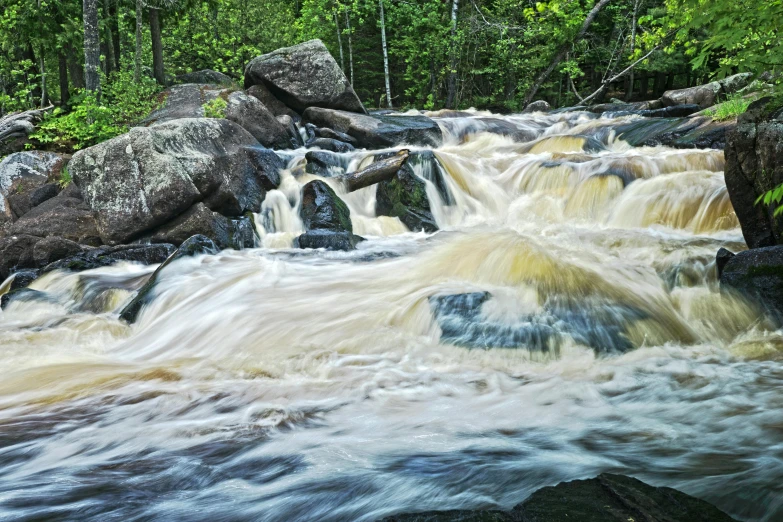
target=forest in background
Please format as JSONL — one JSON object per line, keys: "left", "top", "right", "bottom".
{"left": 0, "top": 0, "right": 779, "bottom": 149}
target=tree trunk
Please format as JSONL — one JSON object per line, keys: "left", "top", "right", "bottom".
{"left": 149, "top": 8, "right": 165, "bottom": 85}
{"left": 83, "top": 0, "right": 101, "bottom": 93}
{"left": 135, "top": 0, "right": 143, "bottom": 83}
{"left": 22, "top": 44, "right": 41, "bottom": 106}
{"left": 334, "top": 11, "right": 345, "bottom": 72}
{"left": 58, "top": 52, "right": 70, "bottom": 106}
{"left": 379, "top": 0, "right": 392, "bottom": 108}
{"left": 109, "top": 0, "right": 121, "bottom": 71}
{"left": 345, "top": 9, "right": 354, "bottom": 86}
{"left": 66, "top": 44, "right": 85, "bottom": 89}
{"left": 343, "top": 150, "right": 409, "bottom": 192}
{"left": 38, "top": 46, "right": 48, "bottom": 108}
{"left": 445, "top": 0, "right": 459, "bottom": 109}
{"left": 523, "top": 0, "right": 613, "bottom": 106}
{"left": 625, "top": 0, "right": 641, "bottom": 101}
{"left": 639, "top": 70, "right": 648, "bottom": 98}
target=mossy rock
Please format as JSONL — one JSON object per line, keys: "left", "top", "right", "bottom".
{"left": 375, "top": 163, "right": 437, "bottom": 233}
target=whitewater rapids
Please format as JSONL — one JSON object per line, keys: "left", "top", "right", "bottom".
{"left": 0, "top": 109, "right": 781, "bottom": 521}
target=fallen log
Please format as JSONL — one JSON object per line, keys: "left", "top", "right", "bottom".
{"left": 0, "top": 106, "right": 53, "bottom": 145}
{"left": 343, "top": 149, "right": 409, "bottom": 192}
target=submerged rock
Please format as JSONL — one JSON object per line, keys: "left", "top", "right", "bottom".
{"left": 244, "top": 39, "right": 365, "bottom": 114}
{"left": 615, "top": 116, "right": 732, "bottom": 150}
{"left": 720, "top": 245, "right": 783, "bottom": 319}
{"left": 305, "top": 151, "right": 347, "bottom": 178}
{"left": 375, "top": 159, "right": 438, "bottom": 233}
{"left": 42, "top": 243, "right": 176, "bottom": 273}
{"left": 69, "top": 118, "right": 272, "bottom": 244}
{"left": 381, "top": 473, "right": 738, "bottom": 522}
{"left": 303, "top": 107, "right": 443, "bottom": 149}
{"left": 307, "top": 137, "right": 355, "bottom": 153}
{"left": 119, "top": 234, "right": 218, "bottom": 323}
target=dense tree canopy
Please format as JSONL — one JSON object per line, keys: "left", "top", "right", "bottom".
{"left": 0, "top": 0, "right": 775, "bottom": 119}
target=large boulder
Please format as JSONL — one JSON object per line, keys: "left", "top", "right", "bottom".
{"left": 0, "top": 151, "right": 68, "bottom": 215}
{"left": 303, "top": 107, "right": 442, "bottom": 149}
{"left": 225, "top": 91, "right": 294, "bottom": 149}
{"left": 244, "top": 39, "right": 365, "bottom": 114}
{"left": 724, "top": 97, "right": 783, "bottom": 248}
{"left": 0, "top": 234, "right": 41, "bottom": 281}
{"left": 662, "top": 73, "right": 753, "bottom": 109}
{"left": 296, "top": 180, "right": 363, "bottom": 250}
{"left": 41, "top": 243, "right": 176, "bottom": 273}
{"left": 380, "top": 474, "right": 737, "bottom": 522}
{"left": 719, "top": 245, "right": 783, "bottom": 319}
{"left": 375, "top": 158, "right": 438, "bottom": 233}
{"left": 246, "top": 83, "right": 300, "bottom": 121}
{"left": 615, "top": 116, "right": 733, "bottom": 150}
{"left": 5, "top": 179, "right": 60, "bottom": 220}
{"left": 7, "top": 185, "right": 101, "bottom": 245}
{"left": 141, "top": 84, "right": 230, "bottom": 124}
{"left": 68, "top": 118, "right": 275, "bottom": 245}
{"left": 146, "top": 202, "right": 255, "bottom": 250}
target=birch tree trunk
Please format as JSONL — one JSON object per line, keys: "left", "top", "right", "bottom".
{"left": 334, "top": 11, "right": 345, "bottom": 73}
{"left": 626, "top": 0, "right": 641, "bottom": 100}
{"left": 135, "top": 0, "right": 143, "bottom": 82}
{"left": 379, "top": 0, "right": 392, "bottom": 108}
{"left": 345, "top": 8, "right": 354, "bottom": 86}
{"left": 446, "top": 0, "right": 459, "bottom": 109}
{"left": 149, "top": 8, "right": 165, "bottom": 85}
{"left": 83, "top": 0, "right": 101, "bottom": 93}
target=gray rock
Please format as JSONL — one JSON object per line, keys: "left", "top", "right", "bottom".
{"left": 662, "top": 73, "right": 753, "bottom": 109}
{"left": 246, "top": 83, "right": 301, "bottom": 121}
{"left": 174, "top": 69, "right": 233, "bottom": 86}
{"left": 724, "top": 97, "right": 783, "bottom": 248}
{"left": 522, "top": 100, "right": 551, "bottom": 113}
{"left": 8, "top": 188, "right": 101, "bottom": 245}
{"left": 1, "top": 288, "right": 55, "bottom": 310}
{"left": 245, "top": 146, "right": 285, "bottom": 190}
{"left": 225, "top": 91, "right": 294, "bottom": 149}
{"left": 296, "top": 180, "right": 363, "bottom": 251}
{"left": 375, "top": 159, "right": 437, "bottom": 233}
{"left": 305, "top": 150, "right": 346, "bottom": 177}
{"left": 0, "top": 234, "right": 40, "bottom": 280}
{"left": 716, "top": 247, "right": 735, "bottom": 278}
{"left": 314, "top": 126, "right": 356, "bottom": 144}
{"left": 720, "top": 245, "right": 783, "bottom": 319}
{"left": 308, "top": 137, "right": 355, "bottom": 153}
{"left": 0, "top": 151, "right": 68, "bottom": 214}
{"left": 277, "top": 114, "right": 305, "bottom": 147}
{"left": 32, "top": 237, "right": 85, "bottom": 267}
{"left": 69, "top": 118, "right": 267, "bottom": 244}
{"left": 296, "top": 230, "right": 364, "bottom": 251}
{"left": 42, "top": 243, "right": 176, "bottom": 273}
{"left": 147, "top": 202, "right": 255, "bottom": 250}
{"left": 244, "top": 39, "right": 365, "bottom": 114}
{"left": 303, "top": 107, "right": 442, "bottom": 149}
{"left": 141, "top": 84, "right": 230, "bottom": 125}
{"left": 6, "top": 181, "right": 60, "bottom": 219}
{"left": 615, "top": 116, "right": 734, "bottom": 150}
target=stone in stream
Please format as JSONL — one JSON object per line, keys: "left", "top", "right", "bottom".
{"left": 614, "top": 116, "right": 733, "bottom": 150}
{"left": 296, "top": 180, "right": 364, "bottom": 251}
{"left": 0, "top": 287, "right": 57, "bottom": 310}
{"left": 380, "top": 473, "right": 738, "bottom": 522}
{"left": 244, "top": 39, "right": 366, "bottom": 114}
{"left": 305, "top": 151, "right": 347, "bottom": 178}
{"left": 303, "top": 107, "right": 443, "bottom": 149}
{"left": 375, "top": 157, "right": 438, "bottom": 233}
{"left": 719, "top": 245, "right": 783, "bottom": 320}
{"left": 41, "top": 243, "right": 176, "bottom": 274}
{"left": 522, "top": 100, "right": 550, "bottom": 113}
{"left": 724, "top": 97, "right": 783, "bottom": 248}
{"left": 277, "top": 114, "right": 305, "bottom": 148}
{"left": 0, "top": 151, "right": 68, "bottom": 215}
{"left": 307, "top": 137, "right": 355, "bottom": 153}
{"left": 68, "top": 118, "right": 276, "bottom": 245}
{"left": 224, "top": 91, "right": 295, "bottom": 149}
{"left": 314, "top": 126, "right": 357, "bottom": 144}
{"left": 119, "top": 234, "right": 219, "bottom": 324}
{"left": 145, "top": 202, "right": 256, "bottom": 250}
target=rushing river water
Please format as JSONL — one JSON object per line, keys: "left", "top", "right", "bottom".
{"left": 1, "top": 110, "right": 782, "bottom": 521}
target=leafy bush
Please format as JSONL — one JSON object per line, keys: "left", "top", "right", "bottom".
{"left": 705, "top": 93, "right": 752, "bottom": 121}
{"left": 29, "top": 71, "right": 162, "bottom": 152}
{"left": 203, "top": 96, "right": 228, "bottom": 118}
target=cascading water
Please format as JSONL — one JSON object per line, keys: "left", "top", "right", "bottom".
{"left": 0, "top": 110, "right": 780, "bottom": 521}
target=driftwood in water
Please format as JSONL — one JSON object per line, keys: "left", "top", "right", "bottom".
{"left": 0, "top": 106, "right": 52, "bottom": 145}
{"left": 343, "top": 149, "right": 409, "bottom": 192}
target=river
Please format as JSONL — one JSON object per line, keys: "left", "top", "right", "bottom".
{"left": 0, "top": 109, "right": 781, "bottom": 521}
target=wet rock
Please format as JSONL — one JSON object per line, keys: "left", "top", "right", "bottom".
{"left": 296, "top": 180, "right": 363, "bottom": 250}
{"left": 0, "top": 151, "right": 68, "bottom": 215}
{"left": 315, "top": 127, "right": 357, "bottom": 144}
{"left": 7, "top": 188, "right": 101, "bottom": 245}
{"left": 244, "top": 39, "right": 365, "bottom": 114}
{"left": 147, "top": 202, "right": 255, "bottom": 250}
{"left": 308, "top": 137, "right": 355, "bottom": 153}
{"left": 246, "top": 83, "right": 301, "bottom": 121}
{"left": 716, "top": 247, "right": 735, "bottom": 278}
{"left": 435, "top": 117, "right": 539, "bottom": 143}
{"left": 615, "top": 116, "right": 732, "bottom": 150}
{"left": 610, "top": 104, "right": 701, "bottom": 118}
{"left": 1, "top": 288, "right": 54, "bottom": 310}
{"left": 42, "top": 243, "right": 176, "bottom": 273}
{"left": 119, "top": 234, "right": 219, "bottom": 323}
{"left": 720, "top": 245, "right": 783, "bottom": 319}
{"left": 32, "top": 237, "right": 85, "bottom": 267}
{"left": 303, "top": 107, "right": 443, "bottom": 149}
{"left": 0, "top": 234, "right": 40, "bottom": 280}
{"left": 381, "top": 473, "right": 738, "bottom": 522}
{"left": 277, "top": 115, "right": 304, "bottom": 147}
{"left": 225, "top": 91, "right": 294, "bottom": 149}
{"left": 522, "top": 100, "right": 550, "bottom": 113}
{"left": 305, "top": 151, "right": 346, "bottom": 178}
{"left": 662, "top": 73, "right": 753, "bottom": 109}
{"left": 344, "top": 150, "right": 409, "bottom": 192}
{"left": 724, "top": 97, "right": 783, "bottom": 248}
{"left": 174, "top": 69, "right": 233, "bottom": 86}
{"left": 8, "top": 269, "right": 40, "bottom": 290}
{"left": 69, "top": 118, "right": 267, "bottom": 244}
{"left": 376, "top": 159, "right": 437, "bottom": 232}
{"left": 246, "top": 146, "right": 285, "bottom": 190}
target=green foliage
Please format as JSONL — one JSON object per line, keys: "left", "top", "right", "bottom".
{"left": 58, "top": 166, "right": 72, "bottom": 188}
{"left": 28, "top": 71, "right": 161, "bottom": 152}
{"left": 757, "top": 178, "right": 783, "bottom": 217}
{"left": 705, "top": 93, "right": 752, "bottom": 120}
{"left": 202, "top": 96, "right": 227, "bottom": 118}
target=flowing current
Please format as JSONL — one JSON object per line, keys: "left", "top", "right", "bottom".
{"left": 1, "top": 110, "right": 781, "bottom": 521}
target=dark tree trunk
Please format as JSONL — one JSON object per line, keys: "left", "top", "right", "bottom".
{"left": 83, "top": 0, "right": 101, "bottom": 93}
{"left": 666, "top": 72, "right": 674, "bottom": 91}
{"left": 639, "top": 70, "right": 648, "bottom": 98}
{"left": 58, "top": 52, "right": 70, "bottom": 106}
{"left": 149, "top": 8, "right": 165, "bottom": 85}
{"left": 109, "top": 0, "right": 121, "bottom": 71}
{"left": 22, "top": 44, "right": 42, "bottom": 105}
{"left": 67, "top": 45, "right": 85, "bottom": 89}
